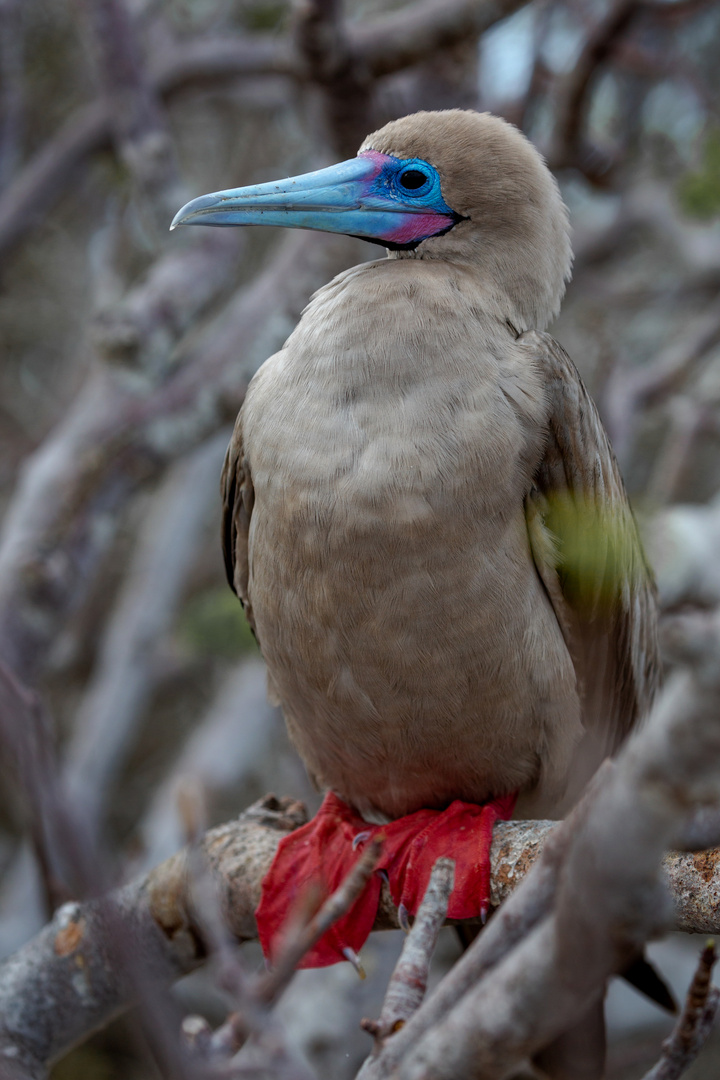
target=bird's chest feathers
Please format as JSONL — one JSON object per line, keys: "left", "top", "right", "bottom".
{"left": 244, "top": 265, "right": 548, "bottom": 545}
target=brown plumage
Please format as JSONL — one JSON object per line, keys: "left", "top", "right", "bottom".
{"left": 216, "top": 110, "right": 659, "bottom": 823}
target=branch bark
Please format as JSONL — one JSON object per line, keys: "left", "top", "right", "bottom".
{"left": 642, "top": 942, "right": 720, "bottom": 1080}
{"left": 81, "top": 0, "right": 183, "bottom": 228}
{"left": 62, "top": 432, "right": 229, "bottom": 837}
{"left": 359, "top": 610, "right": 720, "bottom": 1079}
{"left": 0, "top": 795, "right": 719, "bottom": 1079}
{"left": 362, "top": 858, "right": 455, "bottom": 1047}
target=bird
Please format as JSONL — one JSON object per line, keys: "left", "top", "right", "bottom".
{"left": 171, "top": 109, "right": 659, "bottom": 829}
{"left": 171, "top": 112, "right": 669, "bottom": 1075}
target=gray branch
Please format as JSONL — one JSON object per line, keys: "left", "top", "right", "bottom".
{"left": 0, "top": 0, "right": 529, "bottom": 261}
{"left": 642, "top": 942, "right": 720, "bottom": 1080}
{"left": 359, "top": 612, "right": 720, "bottom": 1079}
{"left": 81, "top": 0, "right": 184, "bottom": 229}
{"left": 62, "top": 432, "right": 229, "bottom": 838}
{"left": 0, "top": 791, "right": 719, "bottom": 1079}
{"left": 362, "top": 858, "right": 455, "bottom": 1047}
{"left": 0, "top": 230, "right": 360, "bottom": 685}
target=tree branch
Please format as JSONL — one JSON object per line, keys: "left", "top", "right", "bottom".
{"left": 81, "top": 0, "right": 183, "bottom": 228}
{"left": 360, "top": 609, "right": 720, "bottom": 1079}
{"left": 0, "top": 790, "right": 719, "bottom": 1079}
{"left": 550, "top": 0, "right": 642, "bottom": 179}
{"left": 62, "top": 432, "right": 229, "bottom": 838}
{"left": 0, "top": 230, "right": 360, "bottom": 685}
{"left": 0, "top": 0, "right": 528, "bottom": 262}
{"left": 293, "top": 0, "right": 374, "bottom": 158}
{"left": 352, "top": 0, "right": 529, "bottom": 79}
{"left": 362, "top": 858, "right": 455, "bottom": 1048}
{"left": 642, "top": 942, "right": 720, "bottom": 1080}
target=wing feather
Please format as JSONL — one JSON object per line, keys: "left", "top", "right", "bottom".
{"left": 522, "top": 330, "right": 660, "bottom": 758}
{"left": 221, "top": 409, "right": 258, "bottom": 641}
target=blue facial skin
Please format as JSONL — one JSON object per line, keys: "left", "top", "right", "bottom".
{"left": 170, "top": 152, "right": 464, "bottom": 250}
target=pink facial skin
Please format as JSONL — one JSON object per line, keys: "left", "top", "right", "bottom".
{"left": 384, "top": 213, "right": 455, "bottom": 244}
{"left": 358, "top": 149, "right": 393, "bottom": 174}
{"left": 357, "top": 151, "right": 458, "bottom": 246}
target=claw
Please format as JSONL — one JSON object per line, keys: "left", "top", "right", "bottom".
{"left": 398, "top": 902, "right": 411, "bottom": 933}
{"left": 352, "top": 830, "right": 372, "bottom": 850}
{"left": 377, "top": 868, "right": 390, "bottom": 886}
{"left": 480, "top": 903, "right": 488, "bottom": 926}
{"left": 342, "top": 946, "right": 366, "bottom": 979}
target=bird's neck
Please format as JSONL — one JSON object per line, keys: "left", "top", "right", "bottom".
{"left": 284, "top": 257, "right": 523, "bottom": 394}
{"left": 386, "top": 226, "right": 566, "bottom": 333}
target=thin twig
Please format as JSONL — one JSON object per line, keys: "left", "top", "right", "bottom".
{"left": 362, "top": 858, "right": 455, "bottom": 1048}
{"left": 258, "top": 838, "right": 384, "bottom": 1003}
{"left": 642, "top": 941, "right": 720, "bottom": 1080}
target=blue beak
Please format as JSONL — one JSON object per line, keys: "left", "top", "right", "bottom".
{"left": 170, "top": 153, "right": 460, "bottom": 248}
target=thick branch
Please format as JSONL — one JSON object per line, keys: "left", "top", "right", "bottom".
{"left": 82, "top": 0, "right": 183, "bottom": 225}
{"left": 0, "top": 796, "right": 305, "bottom": 1079}
{"left": 293, "top": 0, "right": 374, "bottom": 158}
{"left": 352, "top": 0, "right": 529, "bottom": 79}
{"left": 379, "top": 648, "right": 720, "bottom": 1078}
{"left": 0, "top": 796, "right": 718, "bottom": 1078}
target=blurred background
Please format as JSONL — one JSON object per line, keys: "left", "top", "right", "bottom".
{"left": 1, "top": 0, "right": 720, "bottom": 1076}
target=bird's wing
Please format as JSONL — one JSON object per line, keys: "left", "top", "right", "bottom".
{"left": 221, "top": 408, "right": 257, "bottom": 640}
{"left": 521, "top": 330, "right": 660, "bottom": 759}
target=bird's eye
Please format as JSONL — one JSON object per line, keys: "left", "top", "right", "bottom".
{"left": 398, "top": 169, "right": 429, "bottom": 191}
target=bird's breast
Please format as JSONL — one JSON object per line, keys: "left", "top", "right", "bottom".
{"left": 240, "top": 263, "right": 579, "bottom": 818}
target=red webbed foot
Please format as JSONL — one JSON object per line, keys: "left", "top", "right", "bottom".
{"left": 256, "top": 791, "right": 517, "bottom": 968}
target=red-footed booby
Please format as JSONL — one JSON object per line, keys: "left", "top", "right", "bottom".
{"left": 171, "top": 111, "right": 660, "bottom": 980}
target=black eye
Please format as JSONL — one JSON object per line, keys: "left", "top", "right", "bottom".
{"left": 399, "top": 169, "right": 428, "bottom": 190}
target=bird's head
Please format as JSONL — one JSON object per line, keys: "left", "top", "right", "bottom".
{"left": 172, "top": 110, "right": 571, "bottom": 331}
